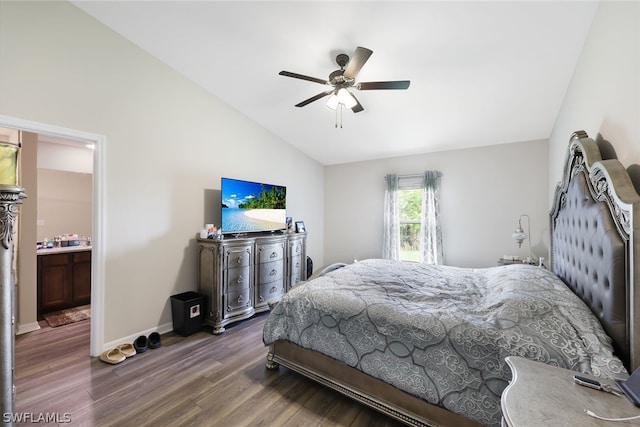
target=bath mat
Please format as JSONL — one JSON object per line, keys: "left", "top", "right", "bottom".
{"left": 42, "top": 305, "right": 90, "bottom": 327}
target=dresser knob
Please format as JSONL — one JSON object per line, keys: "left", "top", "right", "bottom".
{"left": 238, "top": 295, "right": 244, "bottom": 303}
{"left": 270, "top": 269, "right": 277, "bottom": 276}
{"left": 269, "top": 286, "right": 277, "bottom": 293}
{"left": 237, "top": 276, "right": 243, "bottom": 283}
{"left": 270, "top": 251, "right": 278, "bottom": 259}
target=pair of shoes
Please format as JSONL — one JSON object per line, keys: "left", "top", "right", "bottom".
{"left": 149, "top": 332, "right": 161, "bottom": 349}
{"left": 133, "top": 332, "right": 162, "bottom": 353}
{"left": 117, "top": 343, "right": 136, "bottom": 358}
{"left": 99, "top": 342, "right": 137, "bottom": 365}
{"left": 134, "top": 335, "right": 148, "bottom": 353}
{"left": 100, "top": 348, "right": 125, "bottom": 365}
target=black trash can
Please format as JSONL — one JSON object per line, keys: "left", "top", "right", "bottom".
{"left": 170, "top": 291, "right": 205, "bottom": 336}
{"left": 306, "top": 256, "right": 313, "bottom": 279}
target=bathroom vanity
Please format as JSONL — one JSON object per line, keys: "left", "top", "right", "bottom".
{"left": 37, "top": 246, "right": 91, "bottom": 314}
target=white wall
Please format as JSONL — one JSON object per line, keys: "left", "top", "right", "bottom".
{"left": 549, "top": 1, "right": 639, "bottom": 196}
{"left": 324, "top": 139, "right": 549, "bottom": 268}
{"left": 0, "top": 2, "right": 324, "bottom": 344}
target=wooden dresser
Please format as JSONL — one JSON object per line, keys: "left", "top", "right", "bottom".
{"left": 198, "top": 232, "right": 306, "bottom": 334}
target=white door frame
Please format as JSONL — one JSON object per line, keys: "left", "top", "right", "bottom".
{"left": 0, "top": 114, "right": 105, "bottom": 357}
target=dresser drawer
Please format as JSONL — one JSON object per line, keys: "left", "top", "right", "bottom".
{"left": 257, "top": 260, "right": 284, "bottom": 285}
{"left": 225, "top": 286, "right": 251, "bottom": 313}
{"left": 223, "top": 246, "right": 252, "bottom": 268}
{"left": 256, "top": 281, "right": 284, "bottom": 305}
{"left": 289, "top": 239, "right": 304, "bottom": 257}
{"left": 257, "top": 243, "right": 284, "bottom": 264}
{"left": 289, "top": 255, "right": 303, "bottom": 285}
{"left": 224, "top": 266, "right": 251, "bottom": 291}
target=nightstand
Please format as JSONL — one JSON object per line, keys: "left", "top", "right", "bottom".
{"left": 497, "top": 258, "right": 537, "bottom": 266}
{"left": 498, "top": 258, "right": 544, "bottom": 267}
{"left": 498, "top": 258, "right": 525, "bottom": 266}
{"left": 501, "top": 356, "right": 638, "bottom": 426}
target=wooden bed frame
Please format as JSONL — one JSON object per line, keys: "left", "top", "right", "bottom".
{"left": 266, "top": 131, "right": 640, "bottom": 427}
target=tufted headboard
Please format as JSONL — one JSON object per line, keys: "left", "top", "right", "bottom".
{"left": 550, "top": 131, "right": 640, "bottom": 372}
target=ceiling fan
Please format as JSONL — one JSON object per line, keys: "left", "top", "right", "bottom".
{"left": 279, "top": 46, "right": 410, "bottom": 117}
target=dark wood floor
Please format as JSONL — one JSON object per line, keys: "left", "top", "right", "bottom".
{"left": 15, "top": 313, "right": 405, "bottom": 426}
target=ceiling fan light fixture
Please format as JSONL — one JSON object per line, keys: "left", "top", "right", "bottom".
{"left": 325, "top": 89, "right": 357, "bottom": 111}
{"left": 325, "top": 93, "right": 339, "bottom": 110}
{"left": 337, "top": 88, "right": 357, "bottom": 109}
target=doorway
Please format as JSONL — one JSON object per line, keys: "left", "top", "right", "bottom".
{"left": 36, "top": 136, "right": 93, "bottom": 328}
{"left": 0, "top": 114, "right": 105, "bottom": 357}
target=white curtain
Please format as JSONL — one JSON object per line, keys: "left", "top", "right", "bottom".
{"left": 382, "top": 174, "right": 400, "bottom": 260}
{"left": 420, "top": 171, "right": 444, "bottom": 265}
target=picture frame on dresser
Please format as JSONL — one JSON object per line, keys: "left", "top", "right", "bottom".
{"left": 295, "top": 221, "right": 305, "bottom": 233}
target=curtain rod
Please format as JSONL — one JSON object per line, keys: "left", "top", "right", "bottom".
{"left": 385, "top": 171, "right": 443, "bottom": 179}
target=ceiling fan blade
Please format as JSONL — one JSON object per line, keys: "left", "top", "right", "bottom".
{"left": 343, "top": 46, "right": 373, "bottom": 79}
{"left": 294, "top": 91, "right": 332, "bottom": 107}
{"left": 279, "top": 71, "right": 329, "bottom": 85}
{"left": 358, "top": 80, "right": 411, "bottom": 90}
{"left": 350, "top": 94, "right": 364, "bottom": 113}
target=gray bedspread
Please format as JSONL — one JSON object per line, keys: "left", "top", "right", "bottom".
{"left": 263, "top": 259, "right": 628, "bottom": 426}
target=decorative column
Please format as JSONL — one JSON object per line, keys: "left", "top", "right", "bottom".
{"left": 0, "top": 185, "right": 25, "bottom": 423}
{"left": 1, "top": 135, "right": 25, "bottom": 424}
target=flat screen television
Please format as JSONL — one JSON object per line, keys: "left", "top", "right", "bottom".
{"left": 221, "top": 177, "right": 287, "bottom": 234}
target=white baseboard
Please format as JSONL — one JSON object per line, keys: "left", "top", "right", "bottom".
{"left": 18, "top": 319, "right": 183, "bottom": 356}
{"left": 16, "top": 322, "right": 41, "bottom": 335}
{"left": 101, "top": 321, "right": 173, "bottom": 353}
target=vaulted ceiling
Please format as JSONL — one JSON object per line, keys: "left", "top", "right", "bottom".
{"left": 71, "top": 1, "right": 599, "bottom": 165}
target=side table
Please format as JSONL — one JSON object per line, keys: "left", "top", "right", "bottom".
{"left": 501, "top": 356, "right": 639, "bottom": 426}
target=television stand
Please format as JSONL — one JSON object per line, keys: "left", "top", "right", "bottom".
{"left": 197, "top": 232, "right": 307, "bottom": 334}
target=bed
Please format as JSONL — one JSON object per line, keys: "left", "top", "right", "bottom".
{"left": 263, "top": 131, "right": 640, "bottom": 427}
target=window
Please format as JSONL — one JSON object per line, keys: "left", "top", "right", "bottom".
{"left": 398, "top": 188, "right": 422, "bottom": 261}
{"left": 383, "top": 172, "right": 443, "bottom": 264}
